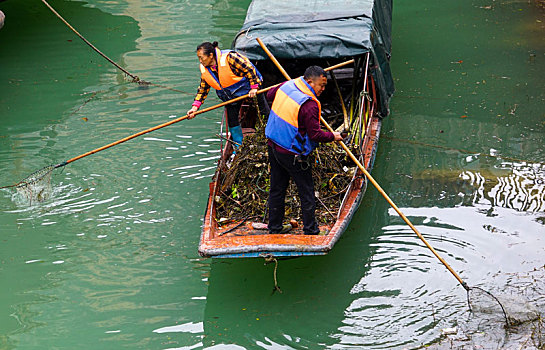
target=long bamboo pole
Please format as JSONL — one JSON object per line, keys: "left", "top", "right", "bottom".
{"left": 55, "top": 59, "right": 355, "bottom": 168}
{"left": 321, "top": 122, "right": 468, "bottom": 289}
{"left": 255, "top": 38, "right": 468, "bottom": 290}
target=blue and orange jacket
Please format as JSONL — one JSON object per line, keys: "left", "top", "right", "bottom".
{"left": 200, "top": 48, "right": 262, "bottom": 101}
{"left": 265, "top": 77, "right": 321, "bottom": 155}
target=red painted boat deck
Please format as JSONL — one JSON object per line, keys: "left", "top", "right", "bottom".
{"left": 199, "top": 115, "right": 381, "bottom": 258}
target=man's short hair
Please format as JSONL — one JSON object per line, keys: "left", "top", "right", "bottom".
{"left": 303, "top": 66, "right": 327, "bottom": 80}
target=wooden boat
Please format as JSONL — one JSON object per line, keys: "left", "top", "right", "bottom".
{"left": 199, "top": 0, "right": 394, "bottom": 258}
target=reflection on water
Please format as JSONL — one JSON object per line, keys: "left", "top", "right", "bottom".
{"left": 202, "top": 197, "right": 544, "bottom": 348}
{"left": 337, "top": 203, "right": 544, "bottom": 348}
{"left": 413, "top": 161, "right": 545, "bottom": 214}
{"left": 459, "top": 162, "right": 545, "bottom": 212}
{"left": 0, "top": 0, "right": 543, "bottom": 348}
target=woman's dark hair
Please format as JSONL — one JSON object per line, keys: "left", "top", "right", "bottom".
{"left": 303, "top": 65, "right": 327, "bottom": 80}
{"left": 196, "top": 41, "right": 218, "bottom": 56}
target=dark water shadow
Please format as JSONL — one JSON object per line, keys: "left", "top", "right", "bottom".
{"left": 0, "top": 0, "right": 139, "bottom": 133}
{"left": 0, "top": 1, "right": 139, "bottom": 347}
{"left": 202, "top": 191, "right": 385, "bottom": 348}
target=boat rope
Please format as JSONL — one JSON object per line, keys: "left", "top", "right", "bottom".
{"left": 215, "top": 134, "right": 242, "bottom": 148}
{"left": 261, "top": 254, "right": 282, "bottom": 294}
{"left": 41, "top": 0, "right": 193, "bottom": 96}
{"left": 253, "top": 173, "right": 264, "bottom": 192}
{"left": 316, "top": 195, "right": 336, "bottom": 221}
{"left": 70, "top": 91, "right": 99, "bottom": 116}
{"left": 382, "top": 135, "right": 543, "bottom": 165}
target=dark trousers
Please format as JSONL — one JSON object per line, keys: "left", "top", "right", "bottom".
{"left": 224, "top": 93, "right": 270, "bottom": 128}
{"left": 267, "top": 145, "right": 319, "bottom": 235}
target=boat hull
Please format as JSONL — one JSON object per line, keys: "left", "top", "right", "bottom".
{"left": 199, "top": 115, "right": 382, "bottom": 258}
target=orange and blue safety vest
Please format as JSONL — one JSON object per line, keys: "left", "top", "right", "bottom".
{"left": 265, "top": 77, "right": 321, "bottom": 155}
{"left": 200, "top": 48, "right": 262, "bottom": 101}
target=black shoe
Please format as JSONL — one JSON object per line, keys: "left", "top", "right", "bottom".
{"left": 270, "top": 224, "right": 292, "bottom": 234}
{"left": 305, "top": 229, "right": 329, "bottom": 236}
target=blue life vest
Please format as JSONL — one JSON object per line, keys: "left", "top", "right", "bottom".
{"left": 265, "top": 77, "right": 321, "bottom": 155}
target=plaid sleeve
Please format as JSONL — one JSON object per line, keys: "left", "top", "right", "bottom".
{"left": 194, "top": 78, "right": 211, "bottom": 105}
{"left": 227, "top": 52, "right": 262, "bottom": 87}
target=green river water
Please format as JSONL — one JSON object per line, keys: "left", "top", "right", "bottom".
{"left": 1, "top": 0, "right": 544, "bottom": 349}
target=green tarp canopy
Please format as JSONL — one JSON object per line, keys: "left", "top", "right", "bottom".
{"left": 233, "top": 0, "right": 394, "bottom": 116}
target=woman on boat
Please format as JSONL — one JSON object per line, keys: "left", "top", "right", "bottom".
{"left": 265, "top": 66, "right": 342, "bottom": 235}
{"left": 187, "top": 41, "right": 270, "bottom": 147}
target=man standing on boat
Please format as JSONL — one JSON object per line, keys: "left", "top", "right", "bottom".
{"left": 187, "top": 41, "right": 270, "bottom": 148}
{"left": 266, "top": 66, "right": 343, "bottom": 235}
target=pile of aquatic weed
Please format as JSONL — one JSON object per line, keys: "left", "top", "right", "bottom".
{"left": 215, "top": 126, "right": 358, "bottom": 226}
